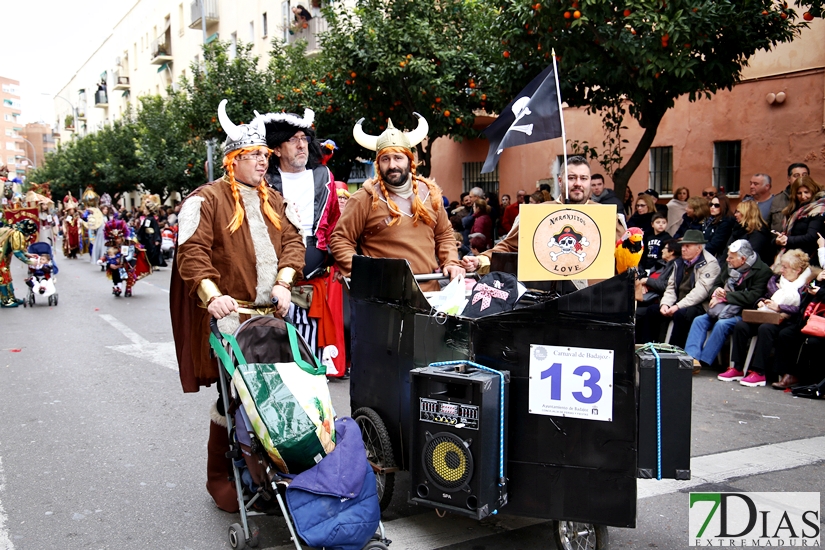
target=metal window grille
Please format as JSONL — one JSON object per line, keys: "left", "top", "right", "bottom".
{"left": 462, "top": 162, "right": 498, "bottom": 196}
{"left": 713, "top": 141, "right": 741, "bottom": 194}
{"left": 649, "top": 146, "right": 673, "bottom": 195}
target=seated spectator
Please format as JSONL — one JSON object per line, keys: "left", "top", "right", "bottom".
{"left": 703, "top": 194, "right": 736, "bottom": 260}
{"left": 639, "top": 189, "right": 668, "bottom": 216}
{"left": 673, "top": 196, "right": 709, "bottom": 240}
{"left": 628, "top": 193, "right": 657, "bottom": 235}
{"left": 528, "top": 191, "right": 545, "bottom": 204}
{"left": 775, "top": 176, "right": 825, "bottom": 267}
{"left": 469, "top": 234, "right": 488, "bottom": 257}
{"left": 640, "top": 212, "right": 672, "bottom": 272}
{"left": 770, "top": 163, "right": 809, "bottom": 233}
{"left": 685, "top": 240, "right": 772, "bottom": 375}
{"left": 635, "top": 230, "right": 720, "bottom": 346}
{"left": 721, "top": 249, "right": 813, "bottom": 387}
{"left": 635, "top": 239, "right": 681, "bottom": 314}
{"left": 728, "top": 198, "right": 774, "bottom": 266}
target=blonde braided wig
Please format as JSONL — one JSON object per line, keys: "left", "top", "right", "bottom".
{"left": 222, "top": 146, "right": 281, "bottom": 233}
{"left": 372, "top": 146, "right": 442, "bottom": 227}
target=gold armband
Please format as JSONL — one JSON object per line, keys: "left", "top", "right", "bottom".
{"left": 197, "top": 279, "right": 222, "bottom": 306}
{"left": 477, "top": 254, "right": 491, "bottom": 275}
{"left": 275, "top": 267, "right": 297, "bottom": 290}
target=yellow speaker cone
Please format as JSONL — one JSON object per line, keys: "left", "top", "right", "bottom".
{"left": 431, "top": 440, "right": 466, "bottom": 482}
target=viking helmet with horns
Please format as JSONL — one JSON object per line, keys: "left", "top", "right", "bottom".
{"left": 218, "top": 99, "right": 268, "bottom": 155}
{"left": 353, "top": 113, "right": 429, "bottom": 153}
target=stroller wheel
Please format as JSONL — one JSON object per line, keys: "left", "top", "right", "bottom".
{"left": 227, "top": 523, "right": 247, "bottom": 550}
{"left": 48, "top": 296, "right": 53, "bottom": 306}
{"left": 362, "top": 543, "right": 390, "bottom": 550}
{"left": 54, "top": 294, "right": 58, "bottom": 306}
{"left": 28, "top": 294, "right": 35, "bottom": 307}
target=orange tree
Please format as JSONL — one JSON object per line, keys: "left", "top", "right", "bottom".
{"left": 490, "top": 0, "right": 824, "bottom": 198}
{"left": 303, "top": 0, "right": 501, "bottom": 179}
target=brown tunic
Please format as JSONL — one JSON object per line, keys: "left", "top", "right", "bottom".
{"left": 171, "top": 179, "right": 305, "bottom": 392}
{"left": 329, "top": 179, "right": 460, "bottom": 292}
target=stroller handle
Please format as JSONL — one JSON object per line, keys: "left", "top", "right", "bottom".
{"left": 209, "top": 296, "right": 280, "bottom": 339}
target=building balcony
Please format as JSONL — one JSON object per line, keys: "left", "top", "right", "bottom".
{"left": 189, "top": 0, "right": 219, "bottom": 29}
{"left": 113, "top": 73, "right": 130, "bottom": 91}
{"left": 150, "top": 30, "right": 173, "bottom": 64}
{"left": 95, "top": 90, "right": 109, "bottom": 107}
{"left": 287, "top": 14, "right": 327, "bottom": 54}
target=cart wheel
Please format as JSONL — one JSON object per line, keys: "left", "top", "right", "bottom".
{"left": 54, "top": 294, "right": 58, "bottom": 306}
{"left": 552, "top": 521, "right": 609, "bottom": 550}
{"left": 246, "top": 519, "right": 260, "bottom": 548}
{"left": 228, "top": 523, "right": 247, "bottom": 550}
{"left": 362, "top": 542, "right": 390, "bottom": 550}
{"left": 353, "top": 407, "right": 396, "bottom": 512}
{"left": 29, "top": 294, "right": 35, "bottom": 307}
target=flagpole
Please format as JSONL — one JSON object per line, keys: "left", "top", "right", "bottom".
{"left": 552, "top": 49, "right": 568, "bottom": 202}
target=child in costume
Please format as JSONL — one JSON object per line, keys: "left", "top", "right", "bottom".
{"left": 100, "top": 219, "right": 152, "bottom": 297}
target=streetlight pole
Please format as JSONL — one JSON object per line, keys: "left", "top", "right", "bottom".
{"left": 201, "top": 0, "right": 215, "bottom": 183}
{"left": 19, "top": 137, "right": 37, "bottom": 168}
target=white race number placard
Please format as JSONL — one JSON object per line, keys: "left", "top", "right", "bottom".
{"left": 528, "top": 345, "right": 614, "bottom": 422}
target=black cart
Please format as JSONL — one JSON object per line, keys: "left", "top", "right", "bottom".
{"left": 347, "top": 256, "right": 692, "bottom": 549}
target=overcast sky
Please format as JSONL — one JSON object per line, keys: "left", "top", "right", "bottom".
{"left": 2, "top": 0, "right": 131, "bottom": 125}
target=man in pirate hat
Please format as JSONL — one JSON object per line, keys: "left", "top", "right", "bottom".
{"left": 261, "top": 108, "right": 342, "bottom": 368}
{"left": 170, "top": 99, "right": 305, "bottom": 512}
{"left": 0, "top": 219, "right": 38, "bottom": 308}
{"left": 329, "top": 114, "right": 463, "bottom": 291}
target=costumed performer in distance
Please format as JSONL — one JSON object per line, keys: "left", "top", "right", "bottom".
{"left": 99, "top": 218, "right": 152, "bottom": 297}
{"left": 329, "top": 113, "right": 464, "bottom": 291}
{"left": 170, "top": 99, "right": 306, "bottom": 513}
{"left": 0, "top": 219, "right": 39, "bottom": 308}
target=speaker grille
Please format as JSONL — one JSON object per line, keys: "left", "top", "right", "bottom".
{"left": 423, "top": 432, "right": 473, "bottom": 490}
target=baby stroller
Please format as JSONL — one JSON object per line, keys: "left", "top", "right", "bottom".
{"left": 209, "top": 315, "right": 391, "bottom": 550}
{"left": 23, "top": 242, "right": 59, "bottom": 307}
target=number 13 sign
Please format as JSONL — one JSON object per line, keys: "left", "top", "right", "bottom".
{"left": 528, "top": 344, "right": 614, "bottom": 422}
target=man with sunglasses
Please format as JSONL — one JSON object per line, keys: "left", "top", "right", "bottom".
{"left": 701, "top": 187, "right": 717, "bottom": 200}
{"left": 262, "top": 109, "right": 342, "bottom": 365}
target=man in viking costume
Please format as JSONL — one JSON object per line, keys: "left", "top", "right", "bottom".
{"left": 260, "top": 108, "right": 342, "bottom": 370}
{"left": 170, "top": 99, "right": 305, "bottom": 512}
{"left": 329, "top": 113, "right": 464, "bottom": 291}
{"left": 0, "top": 219, "right": 37, "bottom": 308}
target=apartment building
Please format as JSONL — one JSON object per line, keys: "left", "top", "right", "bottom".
{"left": 1, "top": 77, "right": 24, "bottom": 178}
{"left": 21, "top": 123, "right": 58, "bottom": 171}
{"left": 55, "top": 0, "right": 327, "bottom": 142}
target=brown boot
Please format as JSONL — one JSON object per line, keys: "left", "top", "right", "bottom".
{"left": 771, "top": 374, "right": 799, "bottom": 390}
{"left": 207, "top": 403, "right": 240, "bottom": 512}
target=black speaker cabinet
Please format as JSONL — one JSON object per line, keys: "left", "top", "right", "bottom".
{"left": 409, "top": 363, "right": 510, "bottom": 520}
{"left": 636, "top": 348, "right": 692, "bottom": 480}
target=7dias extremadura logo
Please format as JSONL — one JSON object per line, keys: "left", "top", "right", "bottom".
{"left": 689, "top": 492, "right": 820, "bottom": 547}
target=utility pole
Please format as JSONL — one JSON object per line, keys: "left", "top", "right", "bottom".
{"left": 201, "top": 0, "right": 215, "bottom": 183}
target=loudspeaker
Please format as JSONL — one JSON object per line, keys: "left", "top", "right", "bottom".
{"left": 409, "top": 363, "right": 509, "bottom": 520}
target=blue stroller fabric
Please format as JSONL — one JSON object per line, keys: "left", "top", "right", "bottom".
{"left": 285, "top": 417, "right": 380, "bottom": 550}
{"left": 28, "top": 242, "right": 58, "bottom": 275}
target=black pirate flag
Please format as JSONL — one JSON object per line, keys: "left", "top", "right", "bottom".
{"left": 481, "top": 64, "right": 563, "bottom": 174}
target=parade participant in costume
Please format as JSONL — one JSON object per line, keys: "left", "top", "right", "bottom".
{"left": 0, "top": 219, "right": 38, "bottom": 307}
{"left": 100, "top": 218, "right": 151, "bottom": 297}
{"left": 62, "top": 194, "right": 85, "bottom": 259}
{"left": 261, "top": 108, "right": 342, "bottom": 372}
{"left": 37, "top": 198, "right": 57, "bottom": 245}
{"left": 92, "top": 194, "right": 114, "bottom": 267}
{"left": 330, "top": 113, "right": 464, "bottom": 291}
{"left": 0, "top": 166, "right": 11, "bottom": 215}
{"left": 81, "top": 186, "right": 104, "bottom": 259}
{"left": 137, "top": 194, "right": 167, "bottom": 268}
{"left": 170, "top": 99, "right": 306, "bottom": 512}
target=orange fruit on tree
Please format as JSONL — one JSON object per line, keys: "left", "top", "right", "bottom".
{"left": 563, "top": 11, "right": 571, "bottom": 19}
{"left": 455, "top": 118, "right": 462, "bottom": 124}
{"left": 435, "top": 97, "right": 442, "bottom": 103}
{"left": 444, "top": 110, "right": 451, "bottom": 117}
{"left": 623, "top": 9, "right": 631, "bottom": 16}
{"left": 803, "top": 11, "right": 814, "bottom": 20}
{"left": 503, "top": 51, "right": 510, "bottom": 58}
{"left": 573, "top": 10, "right": 581, "bottom": 18}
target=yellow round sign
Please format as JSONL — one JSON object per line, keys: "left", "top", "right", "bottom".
{"left": 532, "top": 208, "right": 602, "bottom": 277}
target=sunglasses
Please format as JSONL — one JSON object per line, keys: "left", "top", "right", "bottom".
{"left": 702, "top": 191, "right": 716, "bottom": 197}
{"left": 710, "top": 202, "right": 721, "bottom": 207}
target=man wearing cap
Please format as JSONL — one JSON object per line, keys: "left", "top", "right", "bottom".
{"left": 261, "top": 110, "right": 341, "bottom": 362}
{"left": 170, "top": 99, "right": 305, "bottom": 512}
{"left": 330, "top": 114, "right": 463, "bottom": 290}
{"left": 636, "top": 229, "right": 721, "bottom": 347}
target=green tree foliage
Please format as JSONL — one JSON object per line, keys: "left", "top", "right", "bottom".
{"left": 178, "top": 40, "right": 275, "bottom": 143}
{"left": 313, "top": 0, "right": 501, "bottom": 178}
{"left": 490, "top": 0, "right": 824, "bottom": 197}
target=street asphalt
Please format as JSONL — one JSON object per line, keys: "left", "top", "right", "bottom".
{"left": 0, "top": 251, "right": 822, "bottom": 550}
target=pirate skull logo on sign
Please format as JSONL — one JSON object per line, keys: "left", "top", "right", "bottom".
{"left": 532, "top": 209, "right": 601, "bottom": 276}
